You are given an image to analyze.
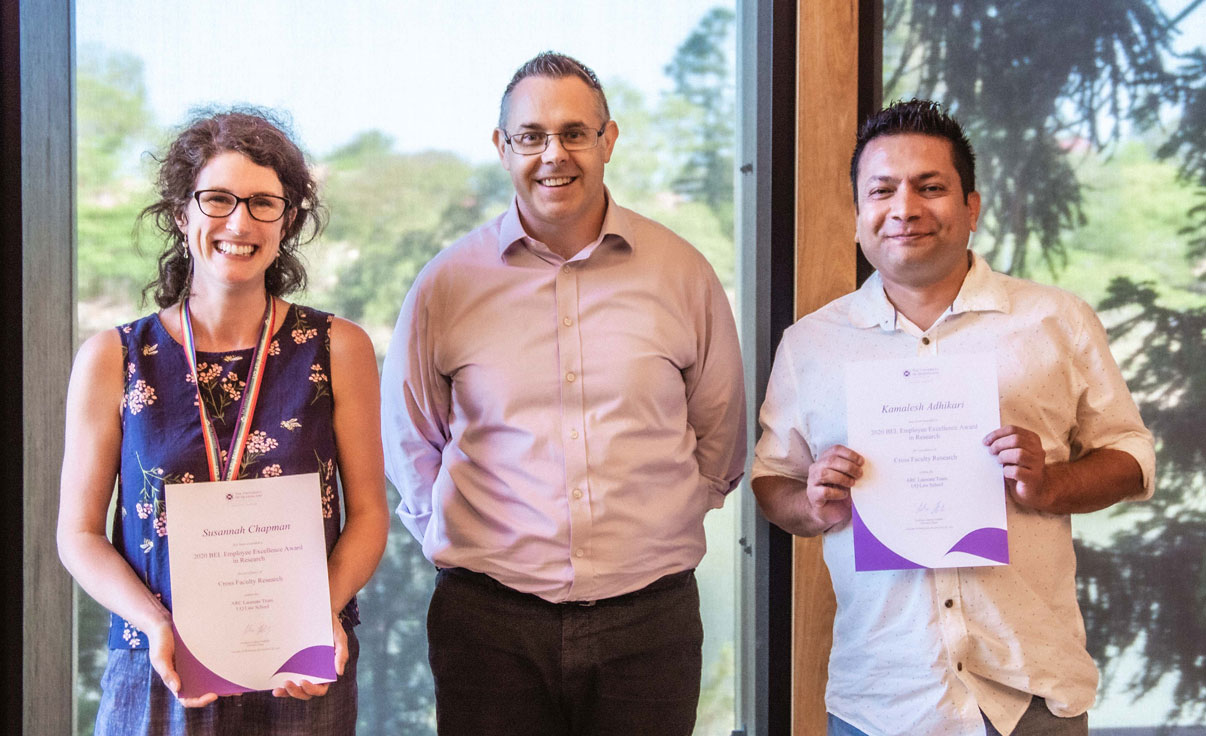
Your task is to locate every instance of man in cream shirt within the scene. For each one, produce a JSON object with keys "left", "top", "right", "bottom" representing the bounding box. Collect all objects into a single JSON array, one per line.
[{"left": 752, "top": 99, "right": 1154, "bottom": 736}]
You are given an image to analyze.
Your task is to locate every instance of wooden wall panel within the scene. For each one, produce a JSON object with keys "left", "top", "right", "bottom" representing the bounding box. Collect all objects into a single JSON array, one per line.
[{"left": 794, "top": 1, "right": 860, "bottom": 733}]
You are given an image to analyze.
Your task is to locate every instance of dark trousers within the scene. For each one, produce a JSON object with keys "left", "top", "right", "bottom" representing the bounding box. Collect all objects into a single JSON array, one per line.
[
  {"left": 983, "top": 696, "right": 1088, "bottom": 736},
  {"left": 426, "top": 567, "right": 703, "bottom": 736}
]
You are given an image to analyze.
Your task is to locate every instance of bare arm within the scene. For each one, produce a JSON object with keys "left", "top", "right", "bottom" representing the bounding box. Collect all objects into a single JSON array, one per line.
[
  {"left": 985, "top": 425, "right": 1144, "bottom": 514},
  {"left": 56, "top": 330, "right": 216, "bottom": 706},
  {"left": 751, "top": 445, "right": 864, "bottom": 537},
  {"left": 274, "top": 317, "right": 388, "bottom": 700},
  {"left": 325, "top": 317, "right": 389, "bottom": 615}
]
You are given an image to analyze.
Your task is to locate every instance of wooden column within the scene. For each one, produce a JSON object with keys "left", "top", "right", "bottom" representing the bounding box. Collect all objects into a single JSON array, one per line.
[{"left": 793, "top": 0, "right": 860, "bottom": 733}]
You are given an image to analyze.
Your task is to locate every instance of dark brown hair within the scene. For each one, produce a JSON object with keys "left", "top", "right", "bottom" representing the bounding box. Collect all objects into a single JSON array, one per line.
[
  {"left": 498, "top": 51, "right": 610, "bottom": 129},
  {"left": 140, "top": 107, "right": 326, "bottom": 308}
]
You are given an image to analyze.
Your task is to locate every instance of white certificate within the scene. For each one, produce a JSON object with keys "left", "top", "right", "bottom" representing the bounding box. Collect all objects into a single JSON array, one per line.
[
  {"left": 845, "top": 353, "right": 1009, "bottom": 571},
  {"left": 166, "top": 473, "right": 335, "bottom": 697}
]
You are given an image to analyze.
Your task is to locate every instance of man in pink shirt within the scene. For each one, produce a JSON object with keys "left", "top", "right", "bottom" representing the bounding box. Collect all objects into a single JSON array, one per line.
[{"left": 381, "top": 52, "right": 746, "bottom": 735}]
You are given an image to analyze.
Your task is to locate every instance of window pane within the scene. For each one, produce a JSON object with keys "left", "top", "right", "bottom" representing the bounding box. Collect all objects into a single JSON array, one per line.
[
  {"left": 73, "top": 2, "right": 739, "bottom": 733},
  {"left": 883, "top": 0, "right": 1205, "bottom": 730}
]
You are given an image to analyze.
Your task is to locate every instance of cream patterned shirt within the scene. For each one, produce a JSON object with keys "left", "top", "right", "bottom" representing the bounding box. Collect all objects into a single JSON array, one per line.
[{"left": 752, "top": 252, "right": 1155, "bottom": 736}]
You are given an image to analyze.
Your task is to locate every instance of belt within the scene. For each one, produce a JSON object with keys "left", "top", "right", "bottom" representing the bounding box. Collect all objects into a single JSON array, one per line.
[{"left": 439, "top": 566, "right": 694, "bottom": 607}]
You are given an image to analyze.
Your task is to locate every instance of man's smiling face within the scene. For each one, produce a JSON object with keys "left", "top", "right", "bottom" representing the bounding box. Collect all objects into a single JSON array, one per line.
[
  {"left": 855, "top": 133, "right": 981, "bottom": 296},
  {"left": 494, "top": 74, "right": 617, "bottom": 251}
]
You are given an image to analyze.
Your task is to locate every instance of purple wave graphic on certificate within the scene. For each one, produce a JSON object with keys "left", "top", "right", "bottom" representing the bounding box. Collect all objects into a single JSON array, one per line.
[
  {"left": 852, "top": 507, "right": 1009, "bottom": 571},
  {"left": 273, "top": 645, "right": 337, "bottom": 679},
  {"left": 852, "top": 507, "right": 924, "bottom": 571},
  {"left": 173, "top": 625, "right": 336, "bottom": 698},
  {"left": 947, "top": 526, "right": 1009, "bottom": 563},
  {"left": 173, "top": 623, "right": 254, "bottom": 698}
]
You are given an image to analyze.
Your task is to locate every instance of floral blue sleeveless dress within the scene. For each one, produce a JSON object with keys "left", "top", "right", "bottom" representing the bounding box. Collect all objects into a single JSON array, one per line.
[{"left": 94, "top": 304, "right": 360, "bottom": 736}]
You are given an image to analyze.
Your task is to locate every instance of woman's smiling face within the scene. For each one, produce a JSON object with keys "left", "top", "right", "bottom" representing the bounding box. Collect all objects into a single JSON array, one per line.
[{"left": 175, "top": 150, "right": 291, "bottom": 296}]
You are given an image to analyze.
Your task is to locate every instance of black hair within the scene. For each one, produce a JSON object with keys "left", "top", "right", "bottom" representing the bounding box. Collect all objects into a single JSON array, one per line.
[{"left": 849, "top": 98, "right": 976, "bottom": 207}]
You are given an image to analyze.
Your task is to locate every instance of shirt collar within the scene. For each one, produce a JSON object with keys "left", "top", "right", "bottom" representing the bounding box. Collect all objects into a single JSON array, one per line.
[
  {"left": 497, "top": 188, "right": 633, "bottom": 261},
  {"left": 848, "top": 250, "right": 1010, "bottom": 331},
  {"left": 498, "top": 199, "right": 528, "bottom": 257},
  {"left": 951, "top": 250, "right": 1009, "bottom": 315}
]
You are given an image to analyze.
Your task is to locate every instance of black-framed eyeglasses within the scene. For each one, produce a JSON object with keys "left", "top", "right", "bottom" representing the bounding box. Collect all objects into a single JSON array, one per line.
[
  {"left": 192, "top": 190, "right": 291, "bottom": 222},
  {"left": 501, "top": 126, "right": 608, "bottom": 155}
]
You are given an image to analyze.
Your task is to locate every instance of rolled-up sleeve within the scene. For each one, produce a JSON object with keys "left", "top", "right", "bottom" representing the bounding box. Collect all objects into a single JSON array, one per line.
[
  {"left": 752, "top": 335, "right": 814, "bottom": 483},
  {"left": 381, "top": 273, "right": 451, "bottom": 542},
  {"left": 1069, "top": 299, "right": 1157, "bottom": 499},
  {"left": 684, "top": 267, "right": 747, "bottom": 508}
]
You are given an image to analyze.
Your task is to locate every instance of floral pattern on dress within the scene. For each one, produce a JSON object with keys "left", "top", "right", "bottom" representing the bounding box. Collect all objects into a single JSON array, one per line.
[
  {"left": 121, "top": 620, "right": 143, "bottom": 648},
  {"left": 238, "top": 430, "right": 279, "bottom": 477},
  {"left": 185, "top": 361, "right": 247, "bottom": 424},
  {"left": 121, "top": 353, "right": 158, "bottom": 415},
  {"left": 122, "top": 379, "right": 157, "bottom": 415},
  {"left": 290, "top": 309, "right": 318, "bottom": 345},
  {"left": 309, "top": 363, "right": 331, "bottom": 404},
  {"left": 111, "top": 304, "right": 354, "bottom": 651},
  {"left": 317, "top": 451, "right": 336, "bottom": 519},
  {"left": 132, "top": 452, "right": 193, "bottom": 549}
]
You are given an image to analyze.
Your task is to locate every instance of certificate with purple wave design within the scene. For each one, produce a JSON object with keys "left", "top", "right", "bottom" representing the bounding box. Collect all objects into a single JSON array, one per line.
[
  {"left": 845, "top": 353, "right": 1009, "bottom": 571},
  {"left": 166, "top": 473, "right": 335, "bottom": 698}
]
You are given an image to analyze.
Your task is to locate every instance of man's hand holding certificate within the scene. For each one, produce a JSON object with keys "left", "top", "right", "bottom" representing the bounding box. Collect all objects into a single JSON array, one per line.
[
  {"left": 166, "top": 473, "right": 336, "bottom": 698},
  {"left": 845, "top": 353, "right": 1009, "bottom": 571}
]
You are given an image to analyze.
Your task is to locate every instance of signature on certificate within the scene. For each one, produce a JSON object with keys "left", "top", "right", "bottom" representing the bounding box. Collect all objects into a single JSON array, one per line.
[
  {"left": 242, "top": 622, "right": 272, "bottom": 639},
  {"left": 915, "top": 500, "right": 947, "bottom": 515}
]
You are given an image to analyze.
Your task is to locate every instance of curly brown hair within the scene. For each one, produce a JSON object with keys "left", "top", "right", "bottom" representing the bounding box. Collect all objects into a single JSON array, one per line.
[{"left": 139, "top": 107, "right": 327, "bottom": 308}]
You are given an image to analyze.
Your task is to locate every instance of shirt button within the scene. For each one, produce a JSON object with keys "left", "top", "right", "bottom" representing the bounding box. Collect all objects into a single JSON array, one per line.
[
  {"left": 922, "top": 336, "right": 931, "bottom": 345},
  {"left": 575, "top": 548, "right": 585, "bottom": 558},
  {"left": 562, "top": 264, "right": 572, "bottom": 273},
  {"left": 572, "top": 488, "right": 583, "bottom": 500},
  {"left": 566, "top": 372, "right": 576, "bottom": 382},
  {"left": 569, "top": 429, "right": 579, "bottom": 440},
  {"left": 944, "top": 599, "right": 953, "bottom": 608},
  {"left": 956, "top": 662, "right": 963, "bottom": 672},
  {"left": 563, "top": 317, "right": 572, "bottom": 326}
]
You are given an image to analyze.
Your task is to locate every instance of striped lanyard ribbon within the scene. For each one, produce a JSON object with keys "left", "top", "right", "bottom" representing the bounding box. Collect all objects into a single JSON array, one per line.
[{"left": 180, "top": 296, "right": 276, "bottom": 482}]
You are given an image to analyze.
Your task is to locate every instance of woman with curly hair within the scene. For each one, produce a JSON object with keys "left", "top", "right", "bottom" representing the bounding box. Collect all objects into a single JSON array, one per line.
[{"left": 57, "top": 108, "right": 389, "bottom": 735}]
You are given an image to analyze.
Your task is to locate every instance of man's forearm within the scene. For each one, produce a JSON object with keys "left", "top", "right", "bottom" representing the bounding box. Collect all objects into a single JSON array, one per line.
[
  {"left": 751, "top": 474, "right": 832, "bottom": 537},
  {"left": 1030, "top": 448, "right": 1145, "bottom": 514}
]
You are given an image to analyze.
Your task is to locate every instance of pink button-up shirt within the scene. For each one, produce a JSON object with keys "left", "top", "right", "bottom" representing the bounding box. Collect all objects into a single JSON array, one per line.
[{"left": 382, "top": 196, "right": 746, "bottom": 602}]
